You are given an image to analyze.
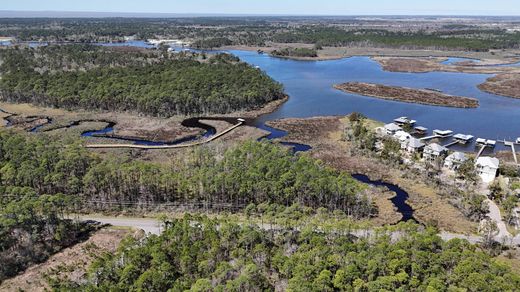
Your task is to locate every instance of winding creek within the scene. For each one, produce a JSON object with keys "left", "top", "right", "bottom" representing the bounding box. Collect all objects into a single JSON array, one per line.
[{"left": 6, "top": 40, "right": 520, "bottom": 222}]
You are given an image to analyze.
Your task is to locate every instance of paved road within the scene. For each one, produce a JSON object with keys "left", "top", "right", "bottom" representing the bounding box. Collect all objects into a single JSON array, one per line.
[
  {"left": 485, "top": 199, "right": 511, "bottom": 239},
  {"left": 78, "top": 215, "right": 520, "bottom": 246}
]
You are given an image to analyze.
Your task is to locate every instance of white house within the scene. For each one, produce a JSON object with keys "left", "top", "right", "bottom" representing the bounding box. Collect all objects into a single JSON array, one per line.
[
  {"left": 444, "top": 152, "right": 468, "bottom": 170},
  {"left": 475, "top": 156, "right": 500, "bottom": 183},
  {"left": 423, "top": 143, "right": 448, "bottom": 161},
  {"left": 384, "top": 123, "right": 402, "bottom": 135},
  {"left": 393, "top": 130, "right": 412, "bottom": 149},
  {"left": 405, "top": 138, "right": 425, "bottom": 153}
]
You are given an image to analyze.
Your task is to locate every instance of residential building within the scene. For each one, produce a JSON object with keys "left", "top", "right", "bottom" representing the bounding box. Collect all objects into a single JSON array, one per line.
[
  {"left": 444, "top": 152, "right": 468, "bottom": 170},
  {"left": 384, "top": 123, "right": 402, "bottom": 135},
  {"left": 475, "top": 156, "right": 500, "bottom": 183},
  {"left": 423, "top": 143, "right": 448, "bottom": 161}
]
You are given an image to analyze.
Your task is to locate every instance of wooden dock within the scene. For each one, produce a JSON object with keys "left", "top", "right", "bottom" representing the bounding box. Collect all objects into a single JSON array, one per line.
[
  {"left": 443, "top": 141, "right": 459, "bottom": 148},
  {"left": 476, "top": 144, "right": 487, "bottom": 159},
  {"left": 86, "top": 120, "right": 244, "bottom": 150},
  {"left": 503, "top": 140, "right": 518, "bottom": 165},
  {"left": 419, "top": 135, "right": 440, "bottom": 141}
]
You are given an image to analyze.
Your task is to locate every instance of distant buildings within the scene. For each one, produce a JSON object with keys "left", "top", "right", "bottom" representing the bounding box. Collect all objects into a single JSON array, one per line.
[{"left": 475, "top": 157, "right": 500, "bottom": 184}]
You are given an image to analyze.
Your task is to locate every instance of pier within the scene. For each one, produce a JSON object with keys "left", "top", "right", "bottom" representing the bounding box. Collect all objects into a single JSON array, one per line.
[{"left": 502, "top": 140, "right": 519, "bottom": 165}]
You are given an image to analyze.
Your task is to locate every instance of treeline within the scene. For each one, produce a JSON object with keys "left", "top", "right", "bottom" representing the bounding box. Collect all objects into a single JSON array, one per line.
[
  {"left": 192, "top": 37, "right": 233, "bottom": 49},
  {"left": 54, "top": 216, "right": 520, "bottom": 291},
  {"left": 0, "top": 188, "right": 91, "bottom": 282},
  {"left": 272, "top": 27, "right": 520, "bottom": 51},
  {"left": 0, "top": 131, "right": 372, "bottom": 217},
  {"left": 3, "top": 18, "right": 520, "bottom": 51},
  {"left": 271, "top": 47, "right": 318, "bottom": 58},
  {"left": 0, "top": 45, "right": 285, "bottom": 116}
]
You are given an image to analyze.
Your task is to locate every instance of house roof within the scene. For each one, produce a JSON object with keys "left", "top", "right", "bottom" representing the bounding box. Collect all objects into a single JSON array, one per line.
[
  {"left": 476, "top": 156, "right": 500, "bottom": 169},
  {"left": 394, "top": 130, "right": 411, "bottom": 140},
  {"left": 384, "top": 123, "right": 402, "bottom": 131},
  {"left": 408, "top": 138, "right": 425, "bottom": 148},
  {"left": 426, "top": 143, "right": 448, "bottom": 153},
  {"left": 446, "top": 151, "right": 467, "bottom": 162}
]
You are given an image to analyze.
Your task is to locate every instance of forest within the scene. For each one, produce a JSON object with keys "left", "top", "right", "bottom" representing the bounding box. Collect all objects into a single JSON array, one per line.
[
  {"left": 271, "top": 47, "right": 318, "bottom": 58},
  {"left": 0, "top": 131, "right": 372, "bottom": 217},
  {"left": 0, "top": 189, "right": 92, "bottom": 282},
  {"left": 0, "top": 45, "right": 285, "bottom": 116},
  {"left": 2, "top": 18, "right": 520, "bottom": 51},
  {"left": 51, "top": 215, "right": 520, "bottom": 291}
]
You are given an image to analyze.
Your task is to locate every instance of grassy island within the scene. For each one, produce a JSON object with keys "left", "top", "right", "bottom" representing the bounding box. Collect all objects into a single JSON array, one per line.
[{"left": 335, "top": 82, "right": 479, "bottom": 108}]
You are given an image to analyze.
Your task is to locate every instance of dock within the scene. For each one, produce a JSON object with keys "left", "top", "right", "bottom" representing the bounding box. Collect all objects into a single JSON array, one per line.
[
  {"left": 503, "top": 140, "right": 518, "bottom": 165},
  {"left": 86, "top": 119, "right": 244, "bottom": 149}
]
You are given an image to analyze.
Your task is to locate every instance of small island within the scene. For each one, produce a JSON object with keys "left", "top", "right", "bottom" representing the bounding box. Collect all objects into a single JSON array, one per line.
[
  {"left": 334, "top": 82, "right": 479, "bottom": 108},
  {"left": 271, "top": 47, "right": 318, "bottom": 58}
]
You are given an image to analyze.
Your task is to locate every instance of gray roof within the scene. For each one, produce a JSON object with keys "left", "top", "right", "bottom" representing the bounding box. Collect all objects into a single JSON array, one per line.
[
  {"left": 426, "top": 143, "right": 448, "bottom": 152},
  {"left": 384, "top": 123, "right": 402, "bottom": 131},
  {"left": 408, "top": 138, "right": 425, "bottom": 148},
  {"left": 476, "top": 157, "right": 500, "bottom": 169},
  {"left": 447, "top": 151, "right": 467, "bottom": 162}
]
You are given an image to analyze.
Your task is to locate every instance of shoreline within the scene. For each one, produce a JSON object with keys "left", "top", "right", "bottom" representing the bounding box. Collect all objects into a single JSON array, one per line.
[{"left": 266, "top": 115, "right": 478, "bottom": 233}]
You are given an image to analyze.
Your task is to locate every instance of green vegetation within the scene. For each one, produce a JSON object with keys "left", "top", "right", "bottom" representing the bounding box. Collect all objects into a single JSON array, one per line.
[
  {"left": 271, "top": 47, "right": 318, "bottom": 58},
  {"left": 0, "top": 189, "right": 91, "bottom": 282},
  {"left": 192, "top": 37, "right": 233, "bottom": 49},
  {"left": 0, "top": 45, "right": 284, "bottom": 116},
  {"left": 54, "top": 216, "right": 520, "bottom": 291},
  {"left": 0, "top": 130, "right": 370, "bottom": 216},
  {"left": 2, "top": 18, "right": 520, "bottom": 51}
]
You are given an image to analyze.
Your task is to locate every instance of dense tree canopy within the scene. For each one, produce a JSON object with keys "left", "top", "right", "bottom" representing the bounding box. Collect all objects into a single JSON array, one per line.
[
  {"left": 59, "top": 216, "right": 520, "bottom": 291},
  {"left": 0, "top": 45, "right": 285, "bottom": 116},
  {"left": 0, "top": 131, "right": 370, "bottom": 216},
  {"left": 0, "top": 189, "right": 90, "bottom": 282}
]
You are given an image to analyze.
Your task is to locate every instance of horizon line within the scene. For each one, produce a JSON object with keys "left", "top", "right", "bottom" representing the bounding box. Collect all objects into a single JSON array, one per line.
[{"left": 1, "top": 10, "right": 520, "bottom": 18}]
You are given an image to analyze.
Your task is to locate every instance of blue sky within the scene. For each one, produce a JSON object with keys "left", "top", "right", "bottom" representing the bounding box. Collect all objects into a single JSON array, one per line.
[{"left": 3, "top": 0, "right": 520, "bottom": 16}]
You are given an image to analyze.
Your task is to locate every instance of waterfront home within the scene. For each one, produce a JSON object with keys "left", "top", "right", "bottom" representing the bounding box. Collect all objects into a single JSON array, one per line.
[
  {"left": 444, "top": 151, "right": 468, "bottom": 170},
  {"left": 384, "top": 123, "right": 402, "bottom": 135},
  {"left": 394, "top": 130, "right": 412, "bottom": 148},
  {"left": 423, "top": 143, "right": 448, "bottom": 161},
  {"left": 475, "top": 156, "right": 500, "bottom": 183},
  {"left": 405, "top": 138, "right": 425, "bottom": 153}
]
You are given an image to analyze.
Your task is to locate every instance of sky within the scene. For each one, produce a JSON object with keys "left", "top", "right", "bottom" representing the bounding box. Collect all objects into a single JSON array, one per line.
[{"left": 2, "top": 0, "right": 520, "bottom": 16}]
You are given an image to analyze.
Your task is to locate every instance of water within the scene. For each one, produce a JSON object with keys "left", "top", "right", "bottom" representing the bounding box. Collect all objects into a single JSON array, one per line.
[
  {"left": 441, "top": 57, "right": 481, "bottom": 65},
  {"left": 352, "top": 174, "right": 416, "bottom": 222},
  {"left": 224, "top": 50, "right": 520, "bottom": 152}
]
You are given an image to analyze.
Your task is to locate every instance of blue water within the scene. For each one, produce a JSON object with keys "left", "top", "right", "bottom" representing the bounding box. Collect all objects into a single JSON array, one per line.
[
  {"left": 224, "top": 50, "right": 520, "bottom": 152},
  {"left": 441, "top": 57, "right": 481, "bottom": 65},
  {"left": 352, "top": 174, "right": 416, "bottom": 222}
]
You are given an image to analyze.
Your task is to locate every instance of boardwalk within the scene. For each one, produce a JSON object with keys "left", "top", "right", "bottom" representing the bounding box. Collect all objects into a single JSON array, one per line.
[{"left": 86, "top": 120, "right": 244, "bottom": 149}]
